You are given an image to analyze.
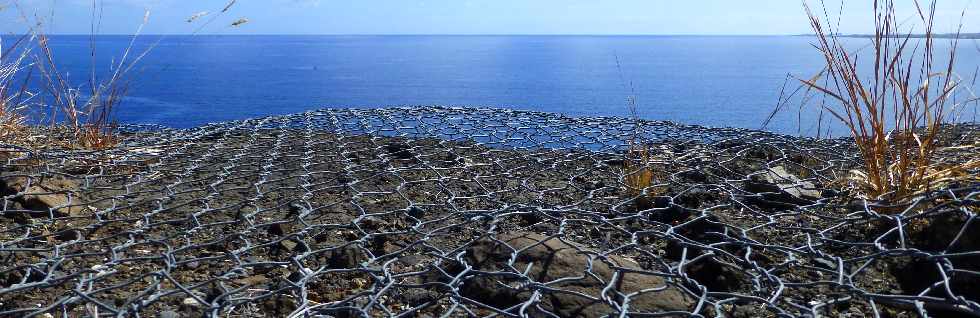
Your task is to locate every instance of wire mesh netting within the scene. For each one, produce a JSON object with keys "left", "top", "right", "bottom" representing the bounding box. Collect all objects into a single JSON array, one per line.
[{"left": 1, "top": 106, "right": 979, "bottom": 317}]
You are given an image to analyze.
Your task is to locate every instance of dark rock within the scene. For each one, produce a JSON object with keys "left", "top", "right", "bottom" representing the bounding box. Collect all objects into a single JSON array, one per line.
[
  {"left": 678, "top": 169, "right": 710, "bottom": 183},
  {"left": 715, "top": 139, "right": 745, "bottom": 150},
  {"left": 746, "top": 146, "right": 775, "bottom": 161},
  {"left": 461, "top": 232, "right": 695, "bottom": 317},
  {"left": 370, "top": 234, "right": 394, "bottom": 256},
  {"left": 0, "top": 176, "right": 27, "bottom": 196},
  {"left": 397, "top": 289, "right": 441, "bottom": 306},
  {"left": 24, "top": 267, "right": 47, "bottom": 283},
  {"left": 3, "top": 177, "right": 85, "bottom": 217},
  {"left": 649, "top": 201, "right": 692, "bottom": 225},
  {"left": 443, "top": 152, "right": 465, "bottom": 165},
  {"left": 674, "top": 188, "right": 723, "bottom": 208},
  {"left": 821, "top": 189, "right": 840, "bottom": 198},
  {"left": 635, "top": 195, "right": 670, "bottom": 213},
  {"left": 603, "top": 158, "right": 625, "bottom": 168},
  {"left": 683, "top": 257, "right": 748, "bottom": 292},
  {"left": 268, "top": 223, "right": 288, "bottom": 237},
  {"left": 1, "top": 200, "right": 31, "bottom": 224},
  {"left": 396, "top": 254, "right": 424, "bottom": 266},
  {"left": 358, "top": 216, "right": 387, "bottom": 231},
  {"left": 406, "top": 206, "right": 425, "bottom": 219},
  {"left": 261, "top": 296, "right": 298, "bottom": 316},
  {"left": 286, "top": 270, "right": 305, "bottom": 283},
  {"left": 335, "top": 174, "right": 352, "bottom": 185},
  {"left": 519, "top": 211, "right": 543, "bottom": 225},
  {"left": 329, "top": 245, "right": 367, "bottom": 269},
  {"left": 287, "top": 202, "right": 308, "bottom": 216},
  {"left": 665, "top": 216, "right": 726, "bottom": 260},
  {"left": 55, "top": 230, "right": 80, "bottom": 242},
  {"left": 291, "top": 240, "right": 310, "bottom": 254},
  {"left": 383, "top": 143, "right": 415, "bottom": 160},
  {"left": 893, "top": 212, "right": 980, "bottom": 306},
  {"left": 745, "top": 195, "right": 802, "bottom": 211}
]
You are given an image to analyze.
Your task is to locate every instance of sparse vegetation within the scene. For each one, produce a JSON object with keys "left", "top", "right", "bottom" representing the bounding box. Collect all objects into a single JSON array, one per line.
[
  {"left": 0, "top": 34, "right": 34, "bottom": 144},
  {"left": 623, "top": 145, "right": 654, "bottom": 194},
  {"left": 2, "top": 0, "right": 241, "bottom": 151},
  {"left": 616, "top": 54, "right": 667, "bottom": 208},
  {"left": 793, "top": 0, "right": 979, "bottom": 202},
  {"left": 623, "top": 143, "right": 671, "bottom": 210},
  {"left": 33, "top": 10, "right": 153, "bottom": 150},
  {"left": 616, "top": 57, "right": 670, "bottom": 208}
]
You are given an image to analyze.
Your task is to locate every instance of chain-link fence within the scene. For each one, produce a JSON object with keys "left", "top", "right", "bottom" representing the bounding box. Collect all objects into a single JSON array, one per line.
[{"left": 2, "top": 106, "right": 978, "bottom": 317}]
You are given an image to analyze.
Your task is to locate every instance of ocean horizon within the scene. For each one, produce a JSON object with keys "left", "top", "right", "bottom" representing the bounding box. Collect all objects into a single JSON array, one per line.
[{"left": 9, "top": 34, "right": 979, "bottom": 135}]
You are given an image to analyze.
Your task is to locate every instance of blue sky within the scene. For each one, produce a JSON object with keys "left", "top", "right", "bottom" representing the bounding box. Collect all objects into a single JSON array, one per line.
[{"left": 1, "top": 0, "right": 977, "bottom": 35}]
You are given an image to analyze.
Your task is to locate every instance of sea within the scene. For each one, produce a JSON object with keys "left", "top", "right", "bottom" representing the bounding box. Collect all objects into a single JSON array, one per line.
[{"left": 8, "top": 35, "right": 980, "bottom": 135}]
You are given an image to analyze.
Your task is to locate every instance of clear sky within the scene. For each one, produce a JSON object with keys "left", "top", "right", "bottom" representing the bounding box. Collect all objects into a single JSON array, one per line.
[{"left": 1, "top": 0, "right": 977, "bottom": 35}]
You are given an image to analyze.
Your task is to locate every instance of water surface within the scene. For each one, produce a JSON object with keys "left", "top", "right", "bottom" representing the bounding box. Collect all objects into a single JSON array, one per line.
[{"left": 15, "top": 35, "right": 980, "bottom": 135}]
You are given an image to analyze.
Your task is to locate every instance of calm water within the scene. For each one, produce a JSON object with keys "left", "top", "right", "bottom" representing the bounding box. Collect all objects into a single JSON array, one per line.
[{"left": 12, "top": 35, "right": 980, "bottom": 134}]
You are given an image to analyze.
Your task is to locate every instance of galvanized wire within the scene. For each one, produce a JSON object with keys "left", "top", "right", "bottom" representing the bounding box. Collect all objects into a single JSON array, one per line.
[{"left": 1, "top": 106, "right": 978, "bottom": 317}]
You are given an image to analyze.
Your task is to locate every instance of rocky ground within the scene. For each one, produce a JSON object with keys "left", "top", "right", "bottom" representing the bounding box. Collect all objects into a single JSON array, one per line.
[{"left": 1, "top": 109, "right": 978, "bottom": 317}]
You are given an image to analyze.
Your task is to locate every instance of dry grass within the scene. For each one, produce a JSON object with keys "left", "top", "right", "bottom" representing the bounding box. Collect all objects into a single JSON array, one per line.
[
  {"left": 615, "top": 54, "right": 671, "bottom": 207},
  {"left": 624, "top": 146, "right": 654, "bottom": 194},
  {"left": 33, "top": 11, "right": 151, "bottom": 150},
  {"left": 2, "top": 0, "right": 241, "bottom": 152},
  {"left": 798, "top": 0, "right": 979, "bottom": 202},
  {"left": 622, "top": 143, "right": 673, "bottom": 213},
  {"left": 624, "top": 145, "right": 661, "bottom": 194},
  {"left": 0, "top": 34, "right": 35, "bottom": 144},
  {"left": 616, "top": 54, "right": 660, "bottom": 205}
]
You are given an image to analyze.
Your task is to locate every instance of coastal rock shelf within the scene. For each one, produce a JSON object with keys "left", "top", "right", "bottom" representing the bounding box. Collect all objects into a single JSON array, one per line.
[{"left": 1, "top": 107, "right": 978, "bottom": 317}]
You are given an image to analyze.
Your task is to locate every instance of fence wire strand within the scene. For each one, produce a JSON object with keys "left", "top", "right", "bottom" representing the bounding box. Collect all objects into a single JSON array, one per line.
[{"left": 1, "top": 106, "right": 979, "bottom": 317}]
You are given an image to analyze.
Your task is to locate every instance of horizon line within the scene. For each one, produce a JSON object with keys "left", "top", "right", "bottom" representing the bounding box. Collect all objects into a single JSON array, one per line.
[{"left": 3, "top": 33, "right": 802, "bottom": 37}]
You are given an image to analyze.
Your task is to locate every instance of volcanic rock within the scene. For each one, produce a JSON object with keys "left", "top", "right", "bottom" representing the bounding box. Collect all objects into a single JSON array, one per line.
[{"left": 461, "top": 232, "right": 695, "bottom": 317}]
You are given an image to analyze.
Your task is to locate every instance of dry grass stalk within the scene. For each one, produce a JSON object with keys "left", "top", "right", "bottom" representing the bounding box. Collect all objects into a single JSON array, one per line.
[
  {"left": 624, "top": 145, "right": 654, "bottom": 195},
  {"left": 615, "top": 54, "right": 671, "bottom": 206},
  {"left": 33, "top": 10, "right": 151, "bottom": 150},
  {"left": 0, "top": 34, "right": 35, "bottom": 144},
  {"left": 801, "top": 0, "right": 978, "bottom": 202}
]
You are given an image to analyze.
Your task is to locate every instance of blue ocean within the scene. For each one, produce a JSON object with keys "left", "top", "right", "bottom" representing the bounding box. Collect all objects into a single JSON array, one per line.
[{"left": 13, "top": 35, "right": 980, "bottom": 134}]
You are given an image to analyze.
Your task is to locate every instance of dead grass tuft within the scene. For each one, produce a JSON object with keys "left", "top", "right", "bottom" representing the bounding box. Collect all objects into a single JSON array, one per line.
[
  {"left": 796, "top": 0, "right": 979, "bottom": 203},
  {"left": 0, "top": 34, "right": 35, "bottom": 144},
  {"left": 33, "top": 10, "right": 150, "bottom": 150}
]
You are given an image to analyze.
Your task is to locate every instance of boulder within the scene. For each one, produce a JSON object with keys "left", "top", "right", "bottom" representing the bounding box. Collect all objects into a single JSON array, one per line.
[
  {"left": 1, "top": 176, "right": 84, "bottom": 218},
  {"left": 461, "top": 232, "right": 695, "bottom": 317},
  {"left": 328, "top": 245, "right": 368, "bottom": 269},
  {"left": 745, "top": 166, "right": 820, "bottom": 207}
]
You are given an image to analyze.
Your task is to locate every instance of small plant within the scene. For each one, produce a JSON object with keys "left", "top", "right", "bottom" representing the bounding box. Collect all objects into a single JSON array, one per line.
[
  {"left": 795, "top": 0, "right": 979, "bottom": 202},
  {"left": 622, "top": 142, "right": 673, "bottom": 213},
  {"left": 624, "top": 145, "right": 654, "bottom": 195},
  {"left": 615, "top": 54, "right": 670, "bottom": 209},
  {"left": 33, "top": 10, "right": 151, "bottom": 150}
]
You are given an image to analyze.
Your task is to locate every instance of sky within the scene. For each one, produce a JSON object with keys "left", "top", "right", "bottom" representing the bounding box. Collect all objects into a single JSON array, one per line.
[{"left": 0, "top": 0, "right": 977, "bottom": 35}]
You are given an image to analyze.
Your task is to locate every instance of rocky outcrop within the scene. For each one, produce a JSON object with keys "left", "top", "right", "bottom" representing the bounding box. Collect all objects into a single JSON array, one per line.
[
  {"left": 745, "top": 166, "right": 821, "bottom": 209},
  {"left": 460, "top": 232, "right": 695, "bottom": 317},
  {"left": 1, "top": 176, "right": 85, "bottom": 219}
]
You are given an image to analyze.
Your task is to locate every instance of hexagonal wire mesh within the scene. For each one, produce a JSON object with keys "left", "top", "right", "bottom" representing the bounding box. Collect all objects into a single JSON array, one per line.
[{"left": 1, "top": 106, "right": 978, "bottom": 317}]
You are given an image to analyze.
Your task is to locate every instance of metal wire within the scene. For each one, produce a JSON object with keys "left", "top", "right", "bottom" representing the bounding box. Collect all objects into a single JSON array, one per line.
[{"left": 1, "top": 106, "right": 978, "bottom": 317}]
